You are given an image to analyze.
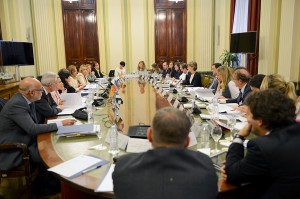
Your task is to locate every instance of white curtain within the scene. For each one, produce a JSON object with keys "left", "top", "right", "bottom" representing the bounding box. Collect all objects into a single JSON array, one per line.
[{"left": 232, "top": 0, "right": 249, "bottom": 67}]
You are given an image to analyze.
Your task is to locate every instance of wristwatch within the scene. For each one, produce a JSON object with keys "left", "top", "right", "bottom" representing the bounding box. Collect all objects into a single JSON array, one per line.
[
  {"left": 233, "top": 133, "right": 246, "bottom": 141},
  {"left": 232, "top": 134, "right": 245, "bottom": 144}
]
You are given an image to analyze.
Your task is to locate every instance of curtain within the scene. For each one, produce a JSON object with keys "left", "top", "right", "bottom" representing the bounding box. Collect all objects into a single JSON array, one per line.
[
  {"left": 247, "top": 0, "right": 261, "bottom": 76},
  {"left": 230, "top": 0, "right": 236, "bottom": 33}
]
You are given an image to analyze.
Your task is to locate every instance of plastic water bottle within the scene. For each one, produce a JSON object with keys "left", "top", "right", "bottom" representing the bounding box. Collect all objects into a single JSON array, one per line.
[
  {"left": 108, "top": 125, "right": 119, "bottom": 155},
  {"left": 199, "top": 124, "right": 210, "bottom": 149},
  {"left": 212, "top": 97, "right": 219, "bottom": 120},
  {"left": 86, "top": 93, "right": 94, "bottom": 124}
]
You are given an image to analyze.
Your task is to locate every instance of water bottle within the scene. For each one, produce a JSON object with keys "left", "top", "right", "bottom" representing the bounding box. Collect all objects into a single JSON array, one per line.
[
  {"left": 108, "top": 125, "right": 119, "bottom": 155},
  {"left": 199, "top": 124, "right": 210, "bottom": 149},
  {"left": 86, "top": 92, "right": 94, "bottom": 124}
]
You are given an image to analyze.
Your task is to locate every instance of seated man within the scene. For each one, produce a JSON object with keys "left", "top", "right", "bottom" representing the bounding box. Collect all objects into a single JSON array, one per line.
[
  {"left": 35, "top": 72, "right": 63, "bottom": 123},
  {"left": 0, "top": 78, "right": 76, "bottom": 193},
  {"left": 225, "top": 67, "right": 251, "bottom": 105},
  {"left": 223, "top": 89, "right": 300, "bottom": 198},
  {"left": 113, "top": 107, "right": 218, "bottom": 199},
  {"left": 208, "top": 63, "right": 222, "bottom": 93}
]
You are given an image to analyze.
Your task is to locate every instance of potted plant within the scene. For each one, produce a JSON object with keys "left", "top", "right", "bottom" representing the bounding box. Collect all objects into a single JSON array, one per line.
[{"left": 219, "top": 50, "right": 239, "bottom": 67}]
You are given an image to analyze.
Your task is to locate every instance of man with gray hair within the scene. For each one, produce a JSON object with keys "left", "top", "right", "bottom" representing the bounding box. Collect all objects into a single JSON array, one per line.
[
  {"left": 35, "top": 72, "right": 63, "bottom": 123},
  {"left": 113, "top": 107, "right": 218, "bottom": 199}
]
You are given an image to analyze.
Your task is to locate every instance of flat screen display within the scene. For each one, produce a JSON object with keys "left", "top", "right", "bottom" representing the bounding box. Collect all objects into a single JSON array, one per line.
[
  {"left": 230, "top": 32, "right": 256, "bottom": 53},
  {"left": 0, "top": 41, "right": 34, "bottom": 66}
]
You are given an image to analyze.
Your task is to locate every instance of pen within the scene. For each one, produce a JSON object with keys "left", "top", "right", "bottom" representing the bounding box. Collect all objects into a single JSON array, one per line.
[{"left": 82, "top": 165, "right": 101, "bottom": 174}]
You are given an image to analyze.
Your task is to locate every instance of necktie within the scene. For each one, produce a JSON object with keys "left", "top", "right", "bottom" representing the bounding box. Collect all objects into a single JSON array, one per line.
[{"left": 238, "top": 89, "right": 243, "bottom": 105}]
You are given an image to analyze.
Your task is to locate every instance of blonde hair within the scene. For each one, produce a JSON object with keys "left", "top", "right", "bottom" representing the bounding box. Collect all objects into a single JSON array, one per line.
[
  {"left": 260, "top": 74, "right": 297, "bottom": 102},
  {"left": 67, "top": 65, "right": 77, "bottom": 77},
  {"left": 79, "top": 64, "right": 87, "bottom": 73},
  {"left": 217, "top": 66, "right": 232, "bottom": 90}
]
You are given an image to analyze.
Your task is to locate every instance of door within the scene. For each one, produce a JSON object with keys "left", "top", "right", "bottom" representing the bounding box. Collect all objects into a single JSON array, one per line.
[
  {"left": 155, "top": 0, "right": 186, "bottom": 66},
  {"left": 62, "top": 0, "right": 99, "bottom": 67}
]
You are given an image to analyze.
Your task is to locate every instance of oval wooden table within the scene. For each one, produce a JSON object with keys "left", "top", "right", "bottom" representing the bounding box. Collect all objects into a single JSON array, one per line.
[{"left": 38, "top": 79, "right": 243, "bottom": 199}]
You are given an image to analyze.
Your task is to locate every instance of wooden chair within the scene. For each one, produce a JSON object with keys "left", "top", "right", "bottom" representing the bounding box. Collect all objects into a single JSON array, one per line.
[
  {"left": 202, "top": 75, "right": 214, "bottom": 88},
  {"left": 0, "top": 143, "right": 31, "bottom": 199}
]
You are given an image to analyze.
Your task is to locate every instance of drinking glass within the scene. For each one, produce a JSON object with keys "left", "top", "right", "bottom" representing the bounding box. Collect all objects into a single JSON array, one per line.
[
  {"left": 226, "top": 114, "right": 236, "bottom": 141},
  {"left": 96, "top": 128, "right": 107, "bottom": 150},
  {"left": 211, "top": 125, "right": 222, "bottom": 153}
]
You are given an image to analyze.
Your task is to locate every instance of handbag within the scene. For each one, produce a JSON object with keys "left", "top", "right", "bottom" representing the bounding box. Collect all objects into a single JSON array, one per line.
[{"left": 72, "top": 109, "right": 88, "bottom": 121}]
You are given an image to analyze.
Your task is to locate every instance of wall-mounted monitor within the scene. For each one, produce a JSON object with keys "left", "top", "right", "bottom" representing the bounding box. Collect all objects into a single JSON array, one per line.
[
  {"left": 0, "top": 41, "right": 34, "bottom": 66},
  {"left": 230, "top": 31, "right": 256, "bottom": 54}
]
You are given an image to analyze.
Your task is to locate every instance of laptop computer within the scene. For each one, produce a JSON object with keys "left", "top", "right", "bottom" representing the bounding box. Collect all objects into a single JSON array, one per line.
[
  {"left": 108, "top": 70, "right": 115, "bottom": 77},
  {"left": 127, "top": 125, "right": 150, "bottom": 139}
]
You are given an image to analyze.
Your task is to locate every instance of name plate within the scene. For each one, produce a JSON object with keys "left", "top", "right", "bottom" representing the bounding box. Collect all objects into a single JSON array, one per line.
[
  {"left": 173, "top": 99, "right": 180, "bottom": 108},
  {"left": 167, "top": 94, "right": 173, "bottom": 102}
]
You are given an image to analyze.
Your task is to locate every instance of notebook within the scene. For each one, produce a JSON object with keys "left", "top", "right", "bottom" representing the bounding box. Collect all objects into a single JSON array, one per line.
[{"left": 127, "top": 125, "right": 150, "bottom": 139}]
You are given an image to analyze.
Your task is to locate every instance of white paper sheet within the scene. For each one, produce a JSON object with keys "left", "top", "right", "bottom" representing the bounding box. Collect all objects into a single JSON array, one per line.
[
  {"left": 48, "top": 155, "right": 108, "bottom": 178},
  {"left": 95, "top": 165, "right": 115, "bottom": 192},
  {"left": 126, "top": 138, "right": 152, "bottom": 153},
  {"left": 57, "top": 124, "right": 96, "bottom": 135},
  {"left": 60, "top": 93, "right": 83, "bottom": 108},
  {"left": 195, "top": 88, "right": 215, "bottom": 98},
  {"left": 188, "top": 132, "right": 197, "bottom": 147}
]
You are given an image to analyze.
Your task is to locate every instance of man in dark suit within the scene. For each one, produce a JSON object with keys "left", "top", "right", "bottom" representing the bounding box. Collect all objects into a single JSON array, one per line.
[
  {"left": 35, "top": 72, "right": 63, "bottom": 124},
  {"left": 161, "top": 61, "right": 169, "bottom": 79},
  {"left": 208, "top": 63, "right": 221, "bottom": 93},
  {"left": 222, "top": 89, "right": 300, "bottom": 198},
  {"left": 226, "top": 67, "right": 252, "bottom": 105},
  {"left": 182, "top": 61, "right": 202, "bottom": 87},
  {"left": 113, "top": 107, "right": 218, "bottom": 199},
  {"left": 0, "top": 77, "right": 76, "bottom": 170}
]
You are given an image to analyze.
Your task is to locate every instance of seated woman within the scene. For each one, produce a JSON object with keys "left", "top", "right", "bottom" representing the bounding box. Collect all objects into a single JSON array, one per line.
[
  {"left": 86, "top": 64, "right": 96, "bottom": 82},
  {"left": 137, "top": 61, "right": 148, "bottom": 75},
  {"left": 67, "top": 65, "right": 85, "bottom": 92},
  {"left": 150, "top": 63, "right": 160, "bottom": 77},
  {"left": 92, "top": 61, "right": 104, "bottom": 78},
  {"left": 77, "top": 64, "right": 89, "bottom": 87},
  {"left": 167, "top": 61, "right": 175, "bottom": 78},
  {"left": 215, "top": 66, "right": 239, "bottom": 99},
  {"left": 260, "top": 74, "right": 299, "bottom": 119},
  {"left": 51, "top": 77, "right": 67, "bottom": 105},
  {"left": 182, "top": 61, "right": 202, "bottom": 87},
  {"left": 58, "top": 69, "right": 76, "bottom": 93}
]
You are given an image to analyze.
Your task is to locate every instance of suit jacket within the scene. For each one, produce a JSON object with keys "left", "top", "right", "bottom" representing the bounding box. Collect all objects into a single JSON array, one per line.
[
  {"left": 182, "top": 72, "right": 202, "bottom": 87},
  {"left": 113, "top": 147, "right": 218, "bottom": 199},
  {"left": 209, "top": 77, "right": 218, "bottom": 93},
  {"left": 92, "top": 68, "right": 104, "bottom": 78},
  {"left": 0, "top": 93, "right": 58, "bottom": 170},
  {"left": 35, "top": 90, "right": 62, "bottom": 124},
  {"left": 226, "top": 83, "right": 251, "bottom": 104},
  {"left": 225, "top": 123, "right": 300, "bottom": 198}
]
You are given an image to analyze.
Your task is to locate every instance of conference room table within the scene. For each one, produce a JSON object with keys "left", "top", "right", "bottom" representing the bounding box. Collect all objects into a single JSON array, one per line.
[{"left": 38, "top": 78, "right": 247, "bottom": 199}]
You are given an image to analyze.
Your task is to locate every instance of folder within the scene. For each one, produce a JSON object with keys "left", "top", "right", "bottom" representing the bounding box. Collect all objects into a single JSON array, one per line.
[{"left": 48, "top": 154, "right": 109, "bottom": 179}]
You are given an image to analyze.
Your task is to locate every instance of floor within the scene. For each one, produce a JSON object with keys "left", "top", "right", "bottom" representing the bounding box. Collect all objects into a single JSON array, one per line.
[{"left": 0, "top": 178, "right": 61, "bottom": 199}]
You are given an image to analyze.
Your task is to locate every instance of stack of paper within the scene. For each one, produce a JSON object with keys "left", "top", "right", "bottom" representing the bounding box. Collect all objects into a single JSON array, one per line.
[{"left": 57, "top": 124, "right": 99, "bottom": 137}]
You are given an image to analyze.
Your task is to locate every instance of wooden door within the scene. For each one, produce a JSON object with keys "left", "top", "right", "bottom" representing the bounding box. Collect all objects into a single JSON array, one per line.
[
  {"left": 155, "top": 0, "right": 186, "bottom": 66},
  {"left": 62, "top": 0, "right": 99, "bottom": 67}
]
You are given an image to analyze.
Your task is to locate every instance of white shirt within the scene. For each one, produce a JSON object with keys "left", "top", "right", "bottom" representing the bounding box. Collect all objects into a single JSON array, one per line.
[{"left": 115, "top": 67, "right": 126, "bottom": 78}]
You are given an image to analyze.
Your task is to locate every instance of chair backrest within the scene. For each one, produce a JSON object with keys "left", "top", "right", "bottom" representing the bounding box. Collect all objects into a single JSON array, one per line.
[
  {"left": 202, "top": 75, "right": 214, "bottom": 88},
  {"left": 0, "top": 143, "right": 31, "bottom": 198},
  {"left": 0, "top": 98, "right": 8, "bottom": 112}
]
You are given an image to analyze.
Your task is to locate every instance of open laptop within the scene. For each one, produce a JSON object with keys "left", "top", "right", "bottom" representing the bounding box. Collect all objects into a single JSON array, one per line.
[
  {"left": 127, "top": 125, "right": 150, "bottom": 139},
  {"left": 108, "top": 70, "right": 115, "bottom": 77}
]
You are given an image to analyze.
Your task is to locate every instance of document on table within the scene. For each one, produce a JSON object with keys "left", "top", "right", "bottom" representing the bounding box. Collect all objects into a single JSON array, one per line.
[
  {"left": 195, "top": 88, "right": 215, "bottom": 98},
  {"left": 48, "top": 155, "right": 109, "bottom": 179},
  {"left": 95, "top": 164, "right": 115, "bottom": 192},
  {"left": 126, "top": 138, "right": 152, "bottom": 153},
  {"left": 58, "top": 93, "right": 85, "bottom": 115},
  {"left": 57, "top": 124, "right": 98, "bottom": 136}
]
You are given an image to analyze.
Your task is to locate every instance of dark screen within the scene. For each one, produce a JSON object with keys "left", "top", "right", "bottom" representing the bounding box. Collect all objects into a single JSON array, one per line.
[
  {"left": 230, "top": 32, "right": 256, "bottom": 53},
  {"left": 0, "top": 41, "right": 34, "bottom": 66}
]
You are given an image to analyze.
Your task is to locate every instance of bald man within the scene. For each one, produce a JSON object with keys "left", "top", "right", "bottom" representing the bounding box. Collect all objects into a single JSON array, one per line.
[
  {"left": 226, "top": 67, "right": 252, "bottom": 105},
  {"left": 0, "top": 77, "right": 76, "bottom": 170}
]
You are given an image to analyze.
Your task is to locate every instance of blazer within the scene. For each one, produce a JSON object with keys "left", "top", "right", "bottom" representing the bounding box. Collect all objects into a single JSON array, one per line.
[
  {"left": 226, "top": 83, "right": 252, "bottom": 104},
  {"left": 182, "top": 72, "right": 202, "bottom": 87},
  {"left": 92, "top": 68, "right": 104, "bottom": 78},
  {"left": 0, "top": 93, "right": 58, "bottom": 170},
  {"left": 35, "top": 90, "right": 62, "bottom": 124},
  {"left": 225, "top": 123, "right": 300, "bottom": 198},
  {"left": 113, "top": 147, "right": 218, "bottom": 199},
  {"left": 209, "top": 77, "right": 218, "bottom": 93}
]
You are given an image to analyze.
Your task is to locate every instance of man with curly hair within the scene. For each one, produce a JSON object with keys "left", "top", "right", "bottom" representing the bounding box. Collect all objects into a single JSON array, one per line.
[{"left": 222, "top": 89, "right": 300, "bottom": 198}]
